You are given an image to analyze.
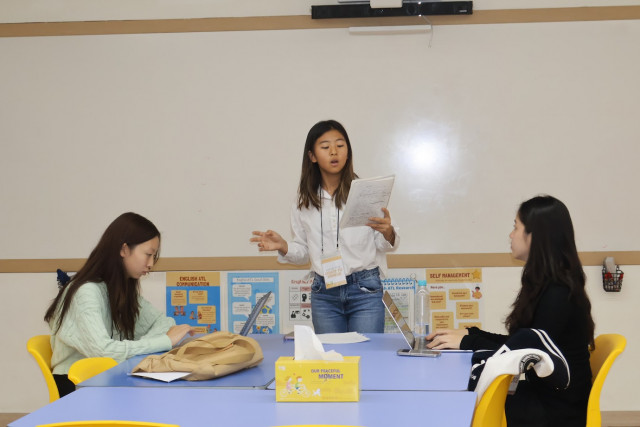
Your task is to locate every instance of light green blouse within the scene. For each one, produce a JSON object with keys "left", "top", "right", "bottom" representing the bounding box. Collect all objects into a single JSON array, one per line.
[{"left": 50, "top": 281, "right": 175, "bottom": 374}]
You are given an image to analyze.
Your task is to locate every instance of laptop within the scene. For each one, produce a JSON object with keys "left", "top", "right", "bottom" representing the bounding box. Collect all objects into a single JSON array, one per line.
[
  {"left": 177, "top": 291, "right": 272, "bottom": 346},
  {"left": 239, "top": 291, "right": 272, "bottom": 336},
  {"left": 382, "top": 291, "right": 440, "bottom": 357}
]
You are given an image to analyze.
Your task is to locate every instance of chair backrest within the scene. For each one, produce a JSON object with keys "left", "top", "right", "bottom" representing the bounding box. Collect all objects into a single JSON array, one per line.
[
  {"left": 27, "top": 335, "right": 60, "bottom": 403},
  {"left": 587, "top": 333, "right": 627, "bottom": 427},
  {"left": 68, "top": 357, "right": 118, "bottom": 385},
  {"left": 36, "top": 422, "right": 179, "bottom": 427},
  {"left": 471, "top": 374, "right": 512, "bottom": 427}
]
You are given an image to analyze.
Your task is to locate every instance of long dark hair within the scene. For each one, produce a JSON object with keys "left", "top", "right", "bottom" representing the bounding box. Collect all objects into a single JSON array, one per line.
[
  {"left": 297, "top": 120, "right": 357, "bottom": 210},
  {"left": 505, "top": 196, "right": 595, "bottom": 347},
  {"left": 45, "top": 212, "right": 161, "bottom": 340}
]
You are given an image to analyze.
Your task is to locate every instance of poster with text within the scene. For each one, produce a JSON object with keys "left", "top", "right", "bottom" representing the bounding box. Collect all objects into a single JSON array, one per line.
[
  {"left": 227, "top": 272, "right": 279, "bottom": 334},
  {"left": 166, "top": 272, "right": 221, "bottom": 334},
  {"left": 280, "top": 271, "right": 313, "bottom": 333},
  {"left": 426, "top": 268, "right": 483, "bottom": 331},
  {"left": 382, "top": 269, "right": 424, "bottom": 334}
]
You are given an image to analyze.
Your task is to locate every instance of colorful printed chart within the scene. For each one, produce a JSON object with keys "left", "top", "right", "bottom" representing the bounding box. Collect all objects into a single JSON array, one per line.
[
  {"left": 426, "top": 268, "right": 483, "bottom": 330},
  {"left": 280, "top": 271, "right": 313, "bottom": 333},
  {"left": 166, "top": 272, "right": 221, "bottom": 334},
  {"left": 227, "top": 272, "right": 279, "bottom": 334}
]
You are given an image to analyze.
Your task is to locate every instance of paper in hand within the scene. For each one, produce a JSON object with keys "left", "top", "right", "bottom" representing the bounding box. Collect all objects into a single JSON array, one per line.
[{"left": 340, "top": 175, "right": 395, "bottom": 228}]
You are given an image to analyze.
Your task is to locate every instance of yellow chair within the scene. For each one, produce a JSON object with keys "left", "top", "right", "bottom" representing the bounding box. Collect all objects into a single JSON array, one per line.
[
  {"left": 471, "top": 374, "right": 513, "bottom": 427},
  {"left": 68, "top": 357, "right": 118, "bottom": 385},
  {"left": 36, "top": 422, "right": 179, "bottom": 427},
  {"left": 586, "top": 333, "right": 626, "bottom": 427},
  {"left": 27, "top": 335, "right": 59, "bottom": 403}
]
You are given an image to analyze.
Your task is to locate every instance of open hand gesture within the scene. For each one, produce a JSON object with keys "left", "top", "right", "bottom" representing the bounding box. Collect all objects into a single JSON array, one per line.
[{"left": 250, "top": 230, "right": 288, "bottom": 255}]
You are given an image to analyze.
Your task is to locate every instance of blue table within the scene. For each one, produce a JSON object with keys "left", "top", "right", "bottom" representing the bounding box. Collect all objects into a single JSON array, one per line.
[
  {"left": 79, "top": 333, "right": 472, "bottom": 391},
  {"left": 78, "top": 334, "right": 288, "bottom": 389},
  {"left": 317, "top": 333, "right": 473, "bottom": 391},
  {"left": 10, "top": 387, "right": 477, "bottom": 427}
]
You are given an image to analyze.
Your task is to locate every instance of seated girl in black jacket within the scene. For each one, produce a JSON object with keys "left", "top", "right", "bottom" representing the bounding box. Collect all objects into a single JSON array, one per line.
[{"left": 427, "top": 195, "right": 595, "bottom": 427}]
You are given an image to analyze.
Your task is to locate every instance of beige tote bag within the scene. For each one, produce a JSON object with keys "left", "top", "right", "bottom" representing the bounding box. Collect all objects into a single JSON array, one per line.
[{"left": 132, "top": 331, "right": 263, "bottom": 381}]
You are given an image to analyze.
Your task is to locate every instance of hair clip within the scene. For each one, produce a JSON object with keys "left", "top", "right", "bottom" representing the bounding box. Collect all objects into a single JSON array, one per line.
[{"left": 56, "top": 269, "right": 71, "bottom": 290}]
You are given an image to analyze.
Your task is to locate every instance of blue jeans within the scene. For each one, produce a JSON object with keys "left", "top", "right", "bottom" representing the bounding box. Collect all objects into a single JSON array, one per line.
[{"left": 310, "top": 268, "right": 385, "bottom": 333}]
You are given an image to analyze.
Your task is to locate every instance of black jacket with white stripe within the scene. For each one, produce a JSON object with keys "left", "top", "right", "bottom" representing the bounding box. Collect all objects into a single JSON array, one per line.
[{"left": 460, "top": 283, "right": 592, "bottom": 427}]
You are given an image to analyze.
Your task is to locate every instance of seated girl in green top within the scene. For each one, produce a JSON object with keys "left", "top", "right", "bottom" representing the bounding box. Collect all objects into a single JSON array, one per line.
[{"left": 44, "top": 212, "right": 195, "bottom": 397}]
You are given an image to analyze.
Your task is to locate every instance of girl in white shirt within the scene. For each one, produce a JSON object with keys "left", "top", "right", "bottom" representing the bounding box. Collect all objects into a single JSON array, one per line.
[{"left": 251, "top": 120, "right": 399, "bottom": 333}]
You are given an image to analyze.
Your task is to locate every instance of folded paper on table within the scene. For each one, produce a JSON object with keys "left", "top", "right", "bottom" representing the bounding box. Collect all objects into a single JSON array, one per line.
[
  {"left": 284, "top": 331, "right": 370, "bottom": 344},
  {"left": 316, "top": 332, "right": 370, "bottom": 344},
  {"left": 130, "top": 371, "right": 191, "bottom": 382}
]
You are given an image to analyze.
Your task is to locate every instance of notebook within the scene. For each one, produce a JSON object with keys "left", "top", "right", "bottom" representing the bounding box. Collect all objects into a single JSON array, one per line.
[{"left": 382, "top": 291, "right": 440, "bottom": 357}]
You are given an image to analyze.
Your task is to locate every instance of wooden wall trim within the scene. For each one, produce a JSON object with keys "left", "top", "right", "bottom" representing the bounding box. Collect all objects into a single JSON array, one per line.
[
  {"left": 1, "top": 251, "right": 637, "bottom": 273},
  {"left": 1, "top": 6, "right": 639, "bottom": 38}
]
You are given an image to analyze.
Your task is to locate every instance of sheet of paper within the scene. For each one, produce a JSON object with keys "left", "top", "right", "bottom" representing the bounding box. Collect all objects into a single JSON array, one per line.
[
  {"left": 130, "top": 371, "right": 191, "bottom": 382},
  {"left": 316, "top": 332, "right": 370, "bottom": 344},
  {"left": 340, "top": 175, "right": 395, "bottom": 228}
]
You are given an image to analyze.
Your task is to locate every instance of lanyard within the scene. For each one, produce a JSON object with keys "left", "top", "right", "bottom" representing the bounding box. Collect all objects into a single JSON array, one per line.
[{"left": 320, "top": 199, "right": 340, "bottom": 255}]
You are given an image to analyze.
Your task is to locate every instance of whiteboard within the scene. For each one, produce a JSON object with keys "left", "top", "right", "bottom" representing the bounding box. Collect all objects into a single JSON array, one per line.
[{"left": 1, "top": 19, "right": 639, "bottom": 259}]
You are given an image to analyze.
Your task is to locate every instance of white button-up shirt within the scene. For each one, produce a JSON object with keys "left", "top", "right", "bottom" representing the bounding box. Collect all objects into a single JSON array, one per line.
[{"left": 278, "top": 189, "right": 399, "bottom": 277}]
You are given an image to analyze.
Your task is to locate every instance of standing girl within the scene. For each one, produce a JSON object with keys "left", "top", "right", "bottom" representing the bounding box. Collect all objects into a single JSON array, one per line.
[
  {"left": 427, "top": 195, "right": 595, "bottom": 426},
  {"left": 44, "top": 212, "right": 195, "bottom": 397},
  {"left": 251, "top": 120, "right": 399, "bottom": 333}
]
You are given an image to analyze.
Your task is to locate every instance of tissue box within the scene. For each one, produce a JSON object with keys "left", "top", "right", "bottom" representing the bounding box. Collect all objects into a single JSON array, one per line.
[{"left": 275, "top": 356, "right": 360, "bottom": 402}]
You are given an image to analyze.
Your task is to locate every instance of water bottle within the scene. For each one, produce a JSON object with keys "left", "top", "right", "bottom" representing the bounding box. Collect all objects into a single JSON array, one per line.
[{"left": 414, "top": 280, "right": 430, "bottom": 339}]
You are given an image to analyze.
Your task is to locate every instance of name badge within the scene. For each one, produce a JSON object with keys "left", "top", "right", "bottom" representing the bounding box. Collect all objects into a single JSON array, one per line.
[{"left": 321, "top": 252, "right": 347, "bottom": 289}]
